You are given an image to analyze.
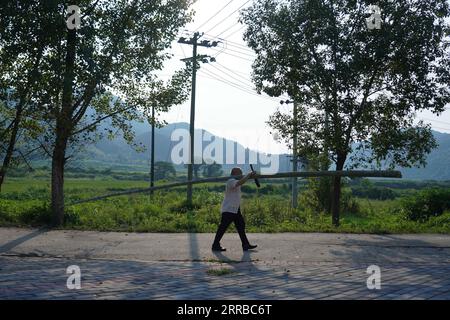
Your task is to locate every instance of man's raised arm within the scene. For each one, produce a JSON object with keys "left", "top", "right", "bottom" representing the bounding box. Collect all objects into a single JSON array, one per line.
[{"left": 236, "top": 171, "right": 257, "bottom": 187}]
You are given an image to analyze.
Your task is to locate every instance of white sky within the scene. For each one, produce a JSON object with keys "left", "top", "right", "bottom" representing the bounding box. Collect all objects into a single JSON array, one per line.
[{"left": 158, "top": 0, "right": 450, "bottom": 154}]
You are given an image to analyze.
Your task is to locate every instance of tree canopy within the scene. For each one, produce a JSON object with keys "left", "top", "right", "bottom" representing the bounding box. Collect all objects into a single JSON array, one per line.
[
  {"left": 1, "top": 0, "right": 194, "bottom": 224},
  {"left": 241, "top": 0, "right": 450, "bottom": 225}
]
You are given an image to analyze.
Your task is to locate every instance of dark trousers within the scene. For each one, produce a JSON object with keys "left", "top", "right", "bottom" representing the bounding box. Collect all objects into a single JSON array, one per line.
[{"left": 213, "top": 208, "right": 250, "bottom": 247}]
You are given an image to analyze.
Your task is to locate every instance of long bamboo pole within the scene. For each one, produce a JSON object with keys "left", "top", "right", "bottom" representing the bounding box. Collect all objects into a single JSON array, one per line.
[{"left": 67, "top": 170, "right": 402, "bottom": 207}]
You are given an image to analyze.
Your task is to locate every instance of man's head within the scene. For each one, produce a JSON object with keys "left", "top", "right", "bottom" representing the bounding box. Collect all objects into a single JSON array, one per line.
[{"left": 230, "top": 167, "right": 242, "bottom": 176}]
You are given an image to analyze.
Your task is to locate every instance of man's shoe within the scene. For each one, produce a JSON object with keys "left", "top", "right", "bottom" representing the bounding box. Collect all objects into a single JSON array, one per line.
[
  {"left": 243, "top": 244, "right": 257, "bottom": 251},
  {"left": 212, "top": 245, "right": 226, "bottom": 252}
]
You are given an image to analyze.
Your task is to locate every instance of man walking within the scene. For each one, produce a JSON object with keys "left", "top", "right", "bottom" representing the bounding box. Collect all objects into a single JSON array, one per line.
[{"left": 212, "top": 167, "right": 258, "bottom": 252}]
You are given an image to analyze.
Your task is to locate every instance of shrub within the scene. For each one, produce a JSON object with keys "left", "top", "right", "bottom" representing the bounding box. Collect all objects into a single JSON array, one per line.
[
  {"left": 19, "top": 203, "right": 52, "bottom": 225},
  {"left": 341, "top": 188, "right": 360, "bottom": 214},
  {"left": 400, "top": 188, "right": 450, "bottom": 222},
  {"left": 169, "top": 199, "right": 201, "bottom": 213},
  {"left": 299, "top": 182, "right": 359, "bottom": 215},
  {"left": 351, "top": 186, "right": 397, "bottom": 200}
]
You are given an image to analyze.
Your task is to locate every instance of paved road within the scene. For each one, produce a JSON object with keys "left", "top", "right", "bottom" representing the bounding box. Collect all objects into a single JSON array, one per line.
[{"left": 0, "top": 228, "right": 449, "bottom": 299}]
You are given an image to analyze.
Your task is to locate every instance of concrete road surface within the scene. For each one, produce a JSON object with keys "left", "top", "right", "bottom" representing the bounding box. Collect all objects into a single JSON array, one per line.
[{"left": 0, "top": 228, "right": 449, "bottom": 299}]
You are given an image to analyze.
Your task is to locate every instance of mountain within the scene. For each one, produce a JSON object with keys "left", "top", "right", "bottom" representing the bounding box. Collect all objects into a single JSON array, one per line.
[
  {"left": 76, "top": 122, "right": 450, "bottom": 180},
  {"left": 397, "top": 131, "right": 450, "bottom": 180},
  {"left": 78, "top": 122, "right": 293, "bottom": 174}
]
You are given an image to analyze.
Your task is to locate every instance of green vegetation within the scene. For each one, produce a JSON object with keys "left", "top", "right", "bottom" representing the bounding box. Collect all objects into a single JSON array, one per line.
[
  {"left": 243, "top": 0, "right": 450, "bottom": 227},
  {"left": 397, "top": 189, "right": 450, "bottom": 223},
  {"left": 206, "top": 268, "right": 236, "bottom": 276},
  {"left": 0, "top": 171, "right": 449, "bottom": 234}
]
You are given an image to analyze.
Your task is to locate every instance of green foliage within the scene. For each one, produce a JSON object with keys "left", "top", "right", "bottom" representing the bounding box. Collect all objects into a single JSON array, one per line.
[
  {"left": 399, "top": 188, "right": 450, "bottom": 222},
  {"left": 299, "top": 183, "right": 359, "bottom": 216},
  {"left": 299, "top": 177, "right": 333, "bottom": 213},
  {"left": 1, "top": 0, "right": 195, "bottom": 225},
  {"left": 154, "top": 161, "right": 176, "bottom": 180},
  {"left": 0, "top": 177, "right": 449, "bottom": 234},
  {"left": 352, "top": 186, "right": 397, "bottom": 200},
  {"left": 351, "top": 179, "right": 397, "bottom": 200},
  {"left": 0, "top": 200, "right": 51, "bottom": 226},
  {"left": 206, "top": 268, "right": 236, "bottom": 276},
  {"left": 202, "top": 162, "right": 223, "bottom": 178},
  {"left": 243, "top": 0, "right": 450, "bottom": 171}
]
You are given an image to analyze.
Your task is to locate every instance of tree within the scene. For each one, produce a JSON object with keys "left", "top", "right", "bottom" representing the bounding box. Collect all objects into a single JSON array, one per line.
[
  {"left": 154, "top": 161, "right": 176, "bottom": 181},
  {"left": 0, "top": 1, "right": 56, "bottom": 191},
  {"left": 1, "top": 1, "right": 193, "bottom": 225},
  {"left": 202, "top": 161, "right": 223, "bottom": 177},
  {"left": 242, "top": 0, "right": 450, "bottom": 226}
]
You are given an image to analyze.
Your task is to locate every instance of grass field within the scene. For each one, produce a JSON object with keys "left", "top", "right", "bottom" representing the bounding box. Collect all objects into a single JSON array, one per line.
[{"left": 1, "top": 175, "right": 449, "bottom": 234}]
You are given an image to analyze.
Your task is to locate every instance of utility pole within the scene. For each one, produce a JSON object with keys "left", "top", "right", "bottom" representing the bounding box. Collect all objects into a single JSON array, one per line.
[
  {"left": 292, "top": 100, "right": 298, "bottom": 208},
  {"left": 178, "top": 32, "right": 218, "bottom": 207},
  {"left": 280, "top": 99, "right": 298, "bottom": 208},
  {"left": 150, "top": 104, "right": 155, "bottom": 194},
  {"left": 324, "top": 103, "right": 331, "bottom": 214}
]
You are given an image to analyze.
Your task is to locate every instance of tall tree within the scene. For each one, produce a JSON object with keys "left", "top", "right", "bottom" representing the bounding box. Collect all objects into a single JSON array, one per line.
[
  {"left": 154, "top": 161, "right": 177, "bottom": 181},
  {"left": 0, "top": 1, "right": 56, "bottom": 191},
  {"left": 1, "top": 0, "right": 193, "bottom": 225},
  {"left": 202, "top": 161, "right": 223, "bottom": 178},
  {"left": 242, "top": 0, "right": 450, "bottom": 226}
]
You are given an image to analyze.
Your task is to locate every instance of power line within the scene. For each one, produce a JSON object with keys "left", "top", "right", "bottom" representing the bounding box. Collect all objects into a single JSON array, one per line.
[
  {"left": 215, "top": 21, "right": 241, "bottom": 38},
  {"left": 190, "top": 30, "right": 255, "bottom": 54},
  {"left": 210, "top": 48, "right": 254, "bottom": 62},
  {"left": 215, "top": 61, "right": 252, "bottom": 82},
  {"left": 198, "top": 71, "right": 253, "bottom": 93},
  {"left": 195, "top": 0, "right": 237, "bottom": 32},
  {"left": 201, "top": 67, "right": 255, "bottom": 92},
  {"left": 220, "top": 24, "right": 245, "bottom": 39},
  {"left": 204, "top": 33, "right": 254, "bottom": 51},
  {"left": 199, "top": 68, "right": 259, "bottom": 96},
  {"left": 217, "top": 44, "right": 256, "bottom": 58},
  {"left": 207, "top": 65, "right": 254, "bottom": 91},
  {"left": 206, "top": 63, "right": 254, "bottom": 89},
  {"left": 204, "top": 0, "right": 252, "bottom": 35},
  {"left": 198, "top": 71, "right": 274, "bottom": 102},
  {"left": 204, "top": 33, "right": 254, "bottom": 52},
  {"left": 199, "top": 68, "right": 279, "bottom": 103},
  {"left": 219, "top": 40, "right": 255, "bottom": 53}
]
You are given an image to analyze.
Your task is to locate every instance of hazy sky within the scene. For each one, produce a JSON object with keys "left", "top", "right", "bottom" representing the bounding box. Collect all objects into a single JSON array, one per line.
[{"left": 158, "top": 0, "right": 450, "bottom": 155}]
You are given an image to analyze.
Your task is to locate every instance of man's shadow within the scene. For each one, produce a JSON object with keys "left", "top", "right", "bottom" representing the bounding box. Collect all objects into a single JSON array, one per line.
[{"left": 212, "top": 249, "right": 259, "bottom": 272}]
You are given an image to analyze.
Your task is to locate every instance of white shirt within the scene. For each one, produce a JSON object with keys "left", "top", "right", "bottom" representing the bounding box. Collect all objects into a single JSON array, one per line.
[{"left": 220, "top": 178, "right": 241, "bottom": 213}]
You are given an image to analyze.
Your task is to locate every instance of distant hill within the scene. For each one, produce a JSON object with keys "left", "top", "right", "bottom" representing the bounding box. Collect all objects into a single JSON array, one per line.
[
  {"left": 75, "top": 122, "right": 450, "bottom": 180},
  {"left": 396, "top": 130, "right": 450, "bottom": 180},
  {"left": 78, "top": 122, "right": 293, "bottom": 174}
]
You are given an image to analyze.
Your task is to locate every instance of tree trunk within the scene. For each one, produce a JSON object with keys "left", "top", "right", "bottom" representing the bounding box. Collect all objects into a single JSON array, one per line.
[
  {"left": 0, "top": 104, "right": 23, "bottom": 192},
  {"left": 331, "top": 154, "right": 346, "bottom": 227},
  {"left": 51, "top": 131, "right": 68, "bottom": 226},
  {"left": 51, "top": 28, "right": 77, "bottom": 226}
]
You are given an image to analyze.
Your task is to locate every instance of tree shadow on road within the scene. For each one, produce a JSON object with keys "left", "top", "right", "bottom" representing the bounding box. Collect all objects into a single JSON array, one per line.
[
  {"left": 326, "top": 235, "right": 450, "bottom": 299},
  {"left": 3, "top": 231, "right": 449, "bottom": 300},
  {"left": 0, "top": 228, "right": 48, "bottom": 254}
]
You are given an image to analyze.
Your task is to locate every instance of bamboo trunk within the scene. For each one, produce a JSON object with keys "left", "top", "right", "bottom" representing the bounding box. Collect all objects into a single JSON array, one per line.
[{"left": 68, "top": 170, "right": 402, "bottom": 207}]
